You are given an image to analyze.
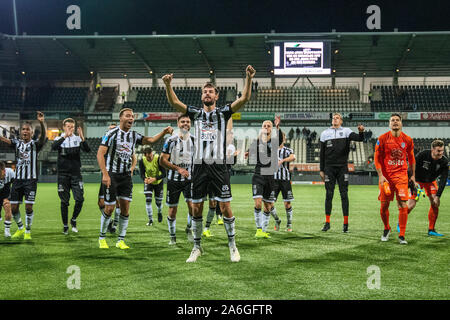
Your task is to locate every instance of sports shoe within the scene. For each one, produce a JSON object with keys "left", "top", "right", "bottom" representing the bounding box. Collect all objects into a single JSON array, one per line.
[
  {"left": 322, "top": 222, "right": 330, "bottom": 232},
  {"left": 217, "top": 216, "right": 224, "bottom": 225},
  {"left": 99, "top": 239, "right": 109, "bottom": 249},
  {"left": 11, "top": 228, "right": 25, "bottom": 240},
  {"left": 254, "top": 228, "right": 266, "bottom": 238},
  {"left": 398, "top": 236, "right": 408, "bottom": 245},
  {"left": 381, "top": 228, "right": 391, "bottom": 242},
  {"left": 186, "top": 247, "right": 203, "bottom": 263},
  {"left": 63, "top": 226, "right": 69, "bottom": 235},
  {"left": 286, "top": 225, "right": 293, "bottom": 232},
  {"left": 70, "top": 219, "right": 78, "bottom": 233},
  {"left": 185, "top": 227, "right": 194, "bottom": 243},
  {"left": 146, "top": 219, "right": 153, "bottom": 226},
  {"left": 262, "top": 232, "right": 271, "bottom": 239},
  {"left": 202, "top": 229, "right": 213, "bottom": 238},
  {"left": 158, "top": 212, "right": 163, "bottom": 223},
  {"left": 116, "top": 240, "right": 130, "bottom": 250},
  {"left": 428, "top": 229, "right": 444, "bottom": 237},
  {"left": 24, "top": 232, "right": 32, "bottom": 240},
  {"left": 229, "top": 246, "right": 240, "bottom": 262},
  {"left": 274, "top": 219, "right": 281, "bottom": 231},
  {"left": 169, "top": 236, "right": 177, "bottom": 245},
  {"left": 342, "top": 224, "right": 349, "bottom": 233}
]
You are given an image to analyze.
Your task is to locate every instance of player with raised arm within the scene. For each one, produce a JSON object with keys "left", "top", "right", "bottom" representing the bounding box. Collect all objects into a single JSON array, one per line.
[
  {"left": 273, "top": 132, "right": 296, "bottom": 232},
  {"left": 319, "top": 113, "right": 365, "bottom": 233},
  {"left": 162, "top": 65, "right": 255, "bottom": 262},
  {"left": 0, "top": 111, "right": 46, "bottom": 240},
  {"left": 247, "top": 116, "right": 283, "bottom": 239},
  {"left": 406, "top": 139, "right": 448, "bottom": 236},
  {"left": 160, "top": 114, "right": 195, "bottom": 245},
  {"left": 374, "top": 113, "right": 415, "bottom": 245},
  {"left": 138, "top": 147, "right": 166, "bottom": 226},
  {"left": 96, "top": 108, "right": 173, "bottom": 249},
  {"left": 52, "top": 118, "right": 90, "bottom": 235},
  {"left": 0, "top": 161, "right": 14, "bottom": 238}
]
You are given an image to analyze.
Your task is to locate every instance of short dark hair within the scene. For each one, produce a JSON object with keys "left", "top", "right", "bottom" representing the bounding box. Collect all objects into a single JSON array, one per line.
[
  {"left": 143, "top": 147, "right": 153, "bottom": 155},
  {"left": 390, "top": 113, "right": 402, "bottom": 121},
  {"left": 202, "top": 82, "right": 219, "bottom": 94},
  {"left": 0, "top": 161, "right": 5, "bottom": 170},
  {"left": 21, "top": 121, "right": 33, "bottom": 130},
  {"left": 431, "top": 139, "right": 444, "bottom": 149},
  {"left": 178, "top": 114, "right": 190, "bottom": 122}
]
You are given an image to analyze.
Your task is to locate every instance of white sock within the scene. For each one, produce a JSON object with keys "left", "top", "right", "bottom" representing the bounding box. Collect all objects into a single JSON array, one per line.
[
  {"left": 167, "top": 217, "right": 176, "bottom": 238},
  {"left": 146, "top": 203, "right": 153, "bottom": 220},
  {"left": 192, "top": 217, "right": 203, "bottom": 249},
  {"left": 4, "top": 220, "right": 11, "bottom": 236},
  {"left": 205, "top": 207, "right": 215, "bottom": 228},
  {"left": 262, "top": 211, "right": 270, "bottom": 232},
  {"left": 99, "top": 212, "right": 111, "bottom": 239},
  {"left": 223, "top": 216, "right": 236, "bottom": 248},
  {"left": 13, "top": 212, "right": 24, "bottom": 229},
  {"left": 114, "top": 207, "right": 121, "bottom": 226},
  {"left": 25, "top": 211, "right": 34, "bottom": 232},
  {"left": 118, "top": 214, "right": 129, "bottom": 241},
  {"left": 254, "top": 208, "right": 262, "bottom": 229},
  {"left": 286, "top": 207, "right": 293, "bottom": 225}
]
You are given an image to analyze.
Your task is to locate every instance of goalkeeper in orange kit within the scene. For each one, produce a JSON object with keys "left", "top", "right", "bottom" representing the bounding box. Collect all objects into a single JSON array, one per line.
[{"left": 374, "top": 113, "right": 416, "bottom": 245}]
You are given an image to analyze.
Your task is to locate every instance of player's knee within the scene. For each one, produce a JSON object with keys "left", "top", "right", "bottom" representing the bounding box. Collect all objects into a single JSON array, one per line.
[{"left": 25, "top": 206, "right": 33, "bottom": 214}]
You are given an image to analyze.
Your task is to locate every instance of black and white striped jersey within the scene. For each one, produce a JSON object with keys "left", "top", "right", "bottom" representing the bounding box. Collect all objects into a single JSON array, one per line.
[
  {"left": 10, "top": 138, "right": 44, "bottom": 180},
  {"left": 100, "top": 127, "right": 143, "bottom": 174},
  {"left": 0, "top": 168, "right": 15, "bottom": 191},
  {"left": 248, "top": 129, "right": 283, "bottom": 176},
  {"left": 52, "top": 134, "right": 90, "bottom": 176},
  {"left": 162, "top": 134, "right": 195, "bottom": 182},
  {"left": 186, "top": 105, "right": 233, "bottom": 164},
  {"left": 274, "top": 147, "right": 294, "bottom": 181}
]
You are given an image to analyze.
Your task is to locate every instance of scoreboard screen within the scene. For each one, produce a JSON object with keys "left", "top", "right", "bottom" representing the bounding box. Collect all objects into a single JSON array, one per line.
[{"left": 273, "top": 41, "right": 331, "bottom": 75}]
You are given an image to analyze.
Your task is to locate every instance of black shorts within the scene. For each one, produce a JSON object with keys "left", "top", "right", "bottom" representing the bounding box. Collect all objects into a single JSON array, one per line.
[
  {"left": 10, "top": 179, "right": 38, "bottom": 204},
  {"left": 102, "top": 172, "right": 133, "bottom": 205},
  {"left": 57, "top": 174, "right": 84, "bottom": 204},
  {"left": 144, "top": 182, "right": 164, "bottom": 200},
  {"left": 273, "top": 180, "right": 294, "bottom": 202},
  {"left": 98, "top": 183, "right": 105, "bottom": 199},
  {"left": 324, "top": 166, "right": 349, "bottom": 191},
  {"left": 252, "top": 174, "right": 275, "bottom": 203},
  {"left": 166, "top": 180, "right": 192, "bottom": 207},
  {"left": 0, "top": 184, "right": 11, "bottom": 205},
  {"left": 191, "top": 163, "right": 232, "bottom": 203}
]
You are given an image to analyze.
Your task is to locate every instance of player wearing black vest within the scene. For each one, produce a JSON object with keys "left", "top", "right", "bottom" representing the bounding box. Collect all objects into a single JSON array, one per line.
[
  {"left": 163, "top": 65, "right": 255, "bottom": 263},
  {"left": 0, "top": 111, "right": 46, "bottom": 240},
  {"left": 247, "top": 116, "right": 283, "bottom": 239},
  {"left": 319, "top": 113, "right": 364, "bottom": 233},
  {"left": 407, "top": 140, "right": 449, "bottom": 236},
  {"left": 52, "top": 118, "right": 91, "bottom": 235}
]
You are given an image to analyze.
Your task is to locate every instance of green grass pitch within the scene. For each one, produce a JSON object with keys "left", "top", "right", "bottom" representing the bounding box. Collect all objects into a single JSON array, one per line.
[{"left": 0, "top": 183, "right": 448, "bottom": 300}]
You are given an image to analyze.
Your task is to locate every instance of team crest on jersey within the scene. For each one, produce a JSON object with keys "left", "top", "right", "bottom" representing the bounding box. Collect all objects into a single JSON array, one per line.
[
  {"left": 119, "top": 142, "right": 132, "bottom": 153},
  {"left": 391, "top": 148, "right": 403, "bottom": 159},
  {"left": 423, "top": 161, "right": 430, "bottom": 170}
]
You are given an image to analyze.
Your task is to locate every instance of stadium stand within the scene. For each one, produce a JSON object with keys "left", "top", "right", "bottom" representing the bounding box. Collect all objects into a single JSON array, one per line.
[
  {"left": 371, "top": 85, "right": 450, "bottom": 112},
  {"left": 123, "top": 86, "right": 231, "bottom": 112},
  {"left": 243, "top": 86, "right": 363, "bottom": 112},
  {"left": 0, "top": 86, "right": 88, "bottom": 112},
  {"left": 94, "top": 86, "right": 118, "bottom": 112}
]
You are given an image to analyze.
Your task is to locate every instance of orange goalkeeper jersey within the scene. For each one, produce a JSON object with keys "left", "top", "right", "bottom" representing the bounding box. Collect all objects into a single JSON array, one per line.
[{"left": 374, "top": 131, "right": 415, "bottom": 179}]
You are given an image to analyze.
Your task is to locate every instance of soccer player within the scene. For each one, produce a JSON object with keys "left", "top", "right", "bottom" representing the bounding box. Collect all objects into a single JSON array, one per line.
[
  {"left": 319, "top": 113, "right": 365, "bottom": 233},
  {"left": 139, "top": 147, "right": 166, "bottom": 226},
  {"left": 52, "top": 118, "right": 91, "bottom": 235},
  {"left": 97, "top": 108, "right": 173, "bottom": 249},
  {"left": 160, "top": 114, "right": 195, "bottom": 245},
  {"left": 273, "top": 133, "right": 296, "bottom": 232},
  {"left": 407, "top": 139, "right": 448, "bottom": 236},
  {"left": 0, "top": 161, "right": 14, "bottom": 238},
  {"left": 374, "top": 113, "right": 415, "bottom": 245},
  {"left": 162, "top": 65, "right": 255, "bottom": 262},
  {"left": 248, "top": 116, "right": 283, "bottom": 239},
  {"left": 0, "top": 111, "right": 46, "bottom": 240}
]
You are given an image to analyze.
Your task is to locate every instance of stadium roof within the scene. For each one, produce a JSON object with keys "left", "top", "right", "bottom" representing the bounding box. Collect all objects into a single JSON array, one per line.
[{"left": 1, "top": 31, "right": 450, "bottom": 80}]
